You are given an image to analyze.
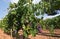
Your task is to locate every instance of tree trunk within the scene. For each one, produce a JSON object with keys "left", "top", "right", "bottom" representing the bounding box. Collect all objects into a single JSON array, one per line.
[{"left": 11, "top": 29, "right": 13, "bottom": 39}]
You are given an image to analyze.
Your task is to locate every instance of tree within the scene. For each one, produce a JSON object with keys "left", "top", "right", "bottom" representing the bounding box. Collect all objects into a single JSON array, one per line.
[{"left": 2, "top": 0, "right": 60, "bottom": 37}]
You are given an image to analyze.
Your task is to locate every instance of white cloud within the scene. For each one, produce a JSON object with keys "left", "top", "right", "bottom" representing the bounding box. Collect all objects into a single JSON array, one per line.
[
  {"left": 43, "top": 10, "right": 60, "bottom": 20},
  {"left": 10, "top": 0, "right": 41, "bottom": 4},
  {"left": 32, "top": 0, "right": 41, "bottom": 4},
  {"left": 35, "top": 10, "right": 60, "bottom": 20},
  {"left": 0, "top": 19, "right": 2, "bottom": 20},
  {"left": 10, "top": 0, "right": 19, "bottom": 3}
]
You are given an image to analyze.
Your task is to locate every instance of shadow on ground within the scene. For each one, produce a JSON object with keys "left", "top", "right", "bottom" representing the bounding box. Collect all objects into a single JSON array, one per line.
[{"left": 1, "top": 29, "right": 60, "bottom": 39}]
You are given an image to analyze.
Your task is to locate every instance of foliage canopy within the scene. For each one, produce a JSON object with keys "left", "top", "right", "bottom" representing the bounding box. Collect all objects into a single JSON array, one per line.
[{"left": 0, "top": 0, "right": 60, "bottom": 37}]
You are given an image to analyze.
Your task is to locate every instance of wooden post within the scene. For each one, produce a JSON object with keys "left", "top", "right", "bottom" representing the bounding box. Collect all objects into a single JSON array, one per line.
[{"left": 11, "top": 29, "right": 13, "bottom": 39}]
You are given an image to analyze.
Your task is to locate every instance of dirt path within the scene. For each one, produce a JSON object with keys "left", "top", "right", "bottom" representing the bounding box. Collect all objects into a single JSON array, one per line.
[
  {"left": 0, "top": 29, "right": 60, "bottom": 39},
  {"left": 18, "top": 29, "right": 60, "bottom": 39},
  {"left": 0, "top": 29, "right": 12, "bottom": 39}
]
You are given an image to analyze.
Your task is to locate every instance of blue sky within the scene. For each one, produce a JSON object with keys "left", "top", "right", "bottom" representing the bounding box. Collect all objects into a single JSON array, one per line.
[
  {"left": 0, "top": 0, "right": 18, "bottom": 19},
  {"left": 0, "top": 0, "right": 10, "bottom": 19},
  {"left": 0, "top": 0, "right": 60, "bottom": 20}
]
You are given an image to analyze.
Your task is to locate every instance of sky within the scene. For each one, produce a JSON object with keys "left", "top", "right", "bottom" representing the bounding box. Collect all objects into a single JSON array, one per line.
[
  {"left": 0, "top": 0, "right": 10, "bottom": 19},
  {"left": 0, "top": 0, "right": 41, "bottom": 19},
  {"left": 0, "top": 0, "right": 18, "bottom": 20},
  {"left": 35, "top": 10, "right": 60, "bottom": 20},
  {"left": 0, "top": 0, "right": 60, "bottom": 20}
]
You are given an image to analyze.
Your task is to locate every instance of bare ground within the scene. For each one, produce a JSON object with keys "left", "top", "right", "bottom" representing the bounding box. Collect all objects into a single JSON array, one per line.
[
  {"left": 0, "top": 29, "right": 60, "bottom": 39},
  {"left": 0, "top": 29, "right": 12, "bottom": 39}
]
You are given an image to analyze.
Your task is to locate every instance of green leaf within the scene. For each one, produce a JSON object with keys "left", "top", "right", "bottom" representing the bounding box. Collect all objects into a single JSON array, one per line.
[{"left": 23, "top": 31, "right": 28, "bottom": 37}]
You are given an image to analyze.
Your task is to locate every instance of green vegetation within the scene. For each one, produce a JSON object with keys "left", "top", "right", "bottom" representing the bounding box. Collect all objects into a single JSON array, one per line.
[
  {"left": 0, "top": 0, "right": 60, "bottom": 38},
  {"left": 44, "top": 15, "right": 60, "bottom": 29}
]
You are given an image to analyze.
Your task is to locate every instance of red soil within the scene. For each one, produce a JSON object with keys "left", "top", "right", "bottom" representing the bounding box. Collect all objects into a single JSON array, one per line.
[
  {"left": 0, "top": 29, "right": 60, "bottom": 39},
  {"left": 0, "top": 29, "right": 13, "bottom": 39}
]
